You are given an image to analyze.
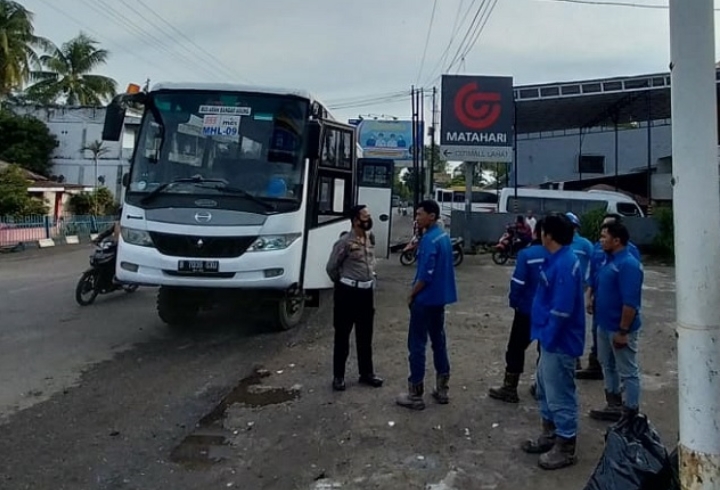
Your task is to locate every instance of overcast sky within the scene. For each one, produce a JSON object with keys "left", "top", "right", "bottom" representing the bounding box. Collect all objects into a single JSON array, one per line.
[{"left": 21, "top": 0, "right": 714, "bottom": 124}]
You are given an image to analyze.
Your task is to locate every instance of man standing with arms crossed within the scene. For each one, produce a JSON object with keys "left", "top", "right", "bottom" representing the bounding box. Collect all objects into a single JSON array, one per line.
[
  {"left": 588, "top": 221, "right": 644, "bottom": 422},
  {"left": 326, "top": 205, "right": 384, "bottom": 392},
  {"left": 396, "top": 200, "right": 457, "bottom": 411},
  {"left": 521, "top": 214, "right": 585, "bottom": 470}
]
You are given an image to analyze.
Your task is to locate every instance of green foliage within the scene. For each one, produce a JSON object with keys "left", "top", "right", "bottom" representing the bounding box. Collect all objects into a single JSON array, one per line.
[
  {"left": 0, "top": 163, "right": 48, "bottom": 216},
  {"left": 579, "top": 208, "right": 606, "bottom": 243},
  {"left": 0, "top": 109, "right": 59, "bottom": 175},
  {"left": 26, "top": 32, "right": 117, "bottom": 106},
  {"left": 652, "top": 205, "right": 674, "bottom": 258},
  {"left": 68, "top": 187, "right": 115, "bottom": 215}
]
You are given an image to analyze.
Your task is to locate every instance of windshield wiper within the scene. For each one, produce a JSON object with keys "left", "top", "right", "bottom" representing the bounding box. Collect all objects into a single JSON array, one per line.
[
  {"left": 140, "top": 176, "right": 205, "bottom": 204},
  {"left": 194, "top": 181, "right": 277, "bottom": 211},
  {"left": 140, "top": 176, "right": 276, "bottom": 211}
]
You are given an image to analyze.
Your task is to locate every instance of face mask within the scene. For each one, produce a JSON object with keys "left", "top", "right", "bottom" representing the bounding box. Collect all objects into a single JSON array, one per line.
[{"left": 360, "top": 218, "right": 373, "bottom": 231}]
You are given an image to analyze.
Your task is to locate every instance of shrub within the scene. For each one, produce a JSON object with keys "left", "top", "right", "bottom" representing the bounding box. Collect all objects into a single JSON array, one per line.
[
  {"left": 69, "top": 187, "right": 115, "bottom": 215},
  {"left": 652, "top": 205, "right": 674, "bottom": 258},
  {"left": 579, "top": 208, "right": 606, "bottom": 243}
]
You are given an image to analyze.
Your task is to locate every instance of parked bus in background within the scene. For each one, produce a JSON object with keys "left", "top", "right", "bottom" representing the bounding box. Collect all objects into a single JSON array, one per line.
[
  {"left": 496, "top": 187, "right": 644, "bottom": 217},
  {"left": 435, "top": 187, "right": 499, "bottom": 219}
]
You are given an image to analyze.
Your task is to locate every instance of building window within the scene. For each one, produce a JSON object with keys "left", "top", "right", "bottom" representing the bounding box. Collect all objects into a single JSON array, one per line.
[{"left": 578, "top": 155, "right": 605, "bottom": 174}]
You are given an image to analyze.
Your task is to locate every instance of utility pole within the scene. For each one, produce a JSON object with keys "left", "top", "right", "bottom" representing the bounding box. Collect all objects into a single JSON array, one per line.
[
  {"left": 428, "top": 86, "right": 438, "bottom": 200},
  {"left": 669, "top": 1, "right": 720, "bottom": 488}
]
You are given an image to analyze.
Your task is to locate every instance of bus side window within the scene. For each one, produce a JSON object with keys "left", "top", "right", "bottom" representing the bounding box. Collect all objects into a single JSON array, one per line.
[
  {"left": 316, "top": 126, "right": 355, "bottom": 223},
  {"left": 508, "top": 196, "right": 541, "bottom": 213}
]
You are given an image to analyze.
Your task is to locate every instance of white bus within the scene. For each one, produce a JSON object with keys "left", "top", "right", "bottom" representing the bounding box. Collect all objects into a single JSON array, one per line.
[
  {"left": 102, "top": 82, "right": 361, "bottom": 330},
  {"left": 435, "top": 187, "right": 499, "bottom": 218},
  {"left": 497, "top": 187, "right": 644, "bottom": 217}
]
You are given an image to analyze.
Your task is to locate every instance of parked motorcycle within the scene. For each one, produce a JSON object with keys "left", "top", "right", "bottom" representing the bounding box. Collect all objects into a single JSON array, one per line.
[
  {"left": 75, "top": 240, "right": 138, "bottom": 306},
  {"left": 491, "top": 225, "right": 529, "bottom": 265},
  {"left": 399, "top": 237, "right": 464, "bottom": 267}
]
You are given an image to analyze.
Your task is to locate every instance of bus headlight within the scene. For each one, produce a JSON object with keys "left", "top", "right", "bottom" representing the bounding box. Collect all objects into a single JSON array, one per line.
[
  {"left": 247, "top": 233, "right": 301, "bottom": 252},
  {"left": 121, "top": 227, "right": 154, "bottom": 247}
]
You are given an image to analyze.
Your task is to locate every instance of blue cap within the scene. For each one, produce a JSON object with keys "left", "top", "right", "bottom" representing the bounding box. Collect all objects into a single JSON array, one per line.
[{"left": 565, "top": 212, "right": 580, "bottom": 227}]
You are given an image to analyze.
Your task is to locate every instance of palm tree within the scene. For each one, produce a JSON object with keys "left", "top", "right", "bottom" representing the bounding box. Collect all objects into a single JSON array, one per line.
[
  {"left": 82, "top": 140, "right": 110, "bottom": 214},
  {"left": 26, "top": 32, "right": 117, "bottom": 106},
  {"left": 0, "top": 0, "right": 53, "bottom": 97}
]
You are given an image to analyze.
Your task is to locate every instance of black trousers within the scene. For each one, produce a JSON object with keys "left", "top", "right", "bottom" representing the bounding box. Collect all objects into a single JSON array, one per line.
[
  {"left": 504, "top": 310, "right": 541, "bottom": 374},
  {"left": 333, "top": 283, "right": 375, "bottom": 378}
]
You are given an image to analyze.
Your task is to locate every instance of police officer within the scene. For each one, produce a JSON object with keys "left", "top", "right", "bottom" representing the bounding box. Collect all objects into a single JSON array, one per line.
[{"left": 325, "top": 205, "right": 384, "bottom": 392}]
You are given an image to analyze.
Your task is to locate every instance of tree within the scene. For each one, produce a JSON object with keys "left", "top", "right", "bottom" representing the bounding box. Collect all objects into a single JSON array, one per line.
[
  {"left": 398, "top": 145, "right": 449, "bottom": 198},
  {"left": 452, "top": 161, "right": 510, "bottom": 188},
  {"left": 0, "top": 163, "right": 48, "bottom": 216},
  {"left": 26, "top": 32, "right": 117, "bottom": 106},
  {"left": 81, "top": 140, "right": 110, "bottom": 212},
  {"left": 68, "top": 187, "right": 115, "bottom": 215},
  {"left": 0, "top": 0, "right": 53, "bottom": 97},
  {"left": 0, "top": 109, "right": 59, "bottom": 175}
]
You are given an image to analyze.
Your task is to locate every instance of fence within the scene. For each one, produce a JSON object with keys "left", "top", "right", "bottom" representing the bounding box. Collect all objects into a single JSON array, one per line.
[{"left": 0, "top": 215, "right": 117, "bottom": 249}]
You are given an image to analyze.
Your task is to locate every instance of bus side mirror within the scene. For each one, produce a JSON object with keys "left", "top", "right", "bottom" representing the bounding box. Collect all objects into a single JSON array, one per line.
[
  {"left": 122, "top": 172, "right": 130, "bottom": 187},
  {"left": 103, "top": 97, "right": 126, "bottom": 142},
  {"left": 305, "top": 121, "right": 321, "bottom": 160}
]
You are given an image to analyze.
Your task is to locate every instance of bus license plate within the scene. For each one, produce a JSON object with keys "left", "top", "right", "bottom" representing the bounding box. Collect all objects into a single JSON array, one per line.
[{"left": 178, "top": 260, "right": 219, "bottom": 273}]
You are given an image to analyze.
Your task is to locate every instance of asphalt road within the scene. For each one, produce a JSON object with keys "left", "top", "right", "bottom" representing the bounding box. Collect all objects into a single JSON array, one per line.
[{"left": 0, "top": 222, "right": 680, "bottom": 490}]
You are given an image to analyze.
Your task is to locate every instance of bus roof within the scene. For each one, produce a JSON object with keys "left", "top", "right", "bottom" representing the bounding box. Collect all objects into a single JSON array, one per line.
[
  {"left": 498, "top": 187, "right": 637, "bottom": 202},
  {"left": 442, "top": 186, "right": 498, "bottom": 193},
  {"left": 151, "top": 82, "right": 315, "bottom": 100},
  {"left": 149, "top": 82, "right": 335, "bottom": 119}
]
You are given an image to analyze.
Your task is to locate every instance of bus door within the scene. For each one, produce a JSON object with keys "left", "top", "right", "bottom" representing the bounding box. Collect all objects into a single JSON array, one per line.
[
  {"left": 357, "top": 158, "right": 393, "bottom": 259},
  {"left": 303, "top": 121, "right": 357, "bottom": 289}
]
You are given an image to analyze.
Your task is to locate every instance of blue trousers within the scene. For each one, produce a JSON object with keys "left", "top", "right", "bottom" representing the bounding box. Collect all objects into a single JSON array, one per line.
[
  {"left": 537, "top": 347, "right": 579, "bottom": 439},
  {"left": 597, "top": 329, "right": 641, "bottom": 409},
  {"left": 407, "top": 303, "right": 450, "bottom": 385}
]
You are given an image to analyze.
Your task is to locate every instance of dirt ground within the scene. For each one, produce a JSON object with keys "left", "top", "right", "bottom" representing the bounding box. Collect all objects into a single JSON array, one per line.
[
  {"left": 0, "top": 212, "right": 680, "bottom": 490},
  {"left": 182, "top": 214, "right": 679, "bottom": 489}
]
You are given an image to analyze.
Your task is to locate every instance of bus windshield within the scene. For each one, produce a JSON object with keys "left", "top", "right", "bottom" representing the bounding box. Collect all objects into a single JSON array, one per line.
[{"left": 127, "top": 90, "right": 309, "bottom": 212}]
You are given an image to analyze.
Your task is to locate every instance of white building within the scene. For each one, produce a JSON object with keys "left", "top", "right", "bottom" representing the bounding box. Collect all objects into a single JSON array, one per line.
[{"left": 11, "top": 105, "right": 140, "bottom": 201}]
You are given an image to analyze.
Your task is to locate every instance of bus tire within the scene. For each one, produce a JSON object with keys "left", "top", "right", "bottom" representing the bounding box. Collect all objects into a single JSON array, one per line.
[
  {"left": 157, "top": 287, "right": 199, "bottom": 327},
  {"left": 274, "top": 288, "right": 305, "bottom": 331}
]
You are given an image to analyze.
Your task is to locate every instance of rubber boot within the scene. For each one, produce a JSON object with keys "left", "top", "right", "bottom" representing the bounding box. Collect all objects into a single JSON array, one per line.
[
  {"left": 521, "top": 419, "right": 556, "bottom": 454},
  {"left": 589, "top": 390, "right": 623, "bottom": 421},
  {"left": 576, "top": 354, "right": 604, "bottom": 380},
  {"left": 431, "top": 374, "right": 450, "bottom": 404},
  {"left": 396, "top": 382, "right": 425, "bottom": 411},
  {"left": 538, "top": 436, "right": 578, "bottom": 470},
  {"left": 488, "top": 372, "right": 520, "bottom": 403}
]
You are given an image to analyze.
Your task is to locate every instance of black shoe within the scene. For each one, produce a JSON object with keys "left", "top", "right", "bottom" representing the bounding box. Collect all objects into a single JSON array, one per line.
[
  {"left": 358, "top": 375, "right": 384, "bottom": 387},
  {"left": 332, "top": 377, "right": 346, "bottom": 391}
]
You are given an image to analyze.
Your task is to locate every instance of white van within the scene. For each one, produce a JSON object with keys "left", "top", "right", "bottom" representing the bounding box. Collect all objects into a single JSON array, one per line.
[{"left": 497, "top": 187, "right": 644, "bottom": 217}]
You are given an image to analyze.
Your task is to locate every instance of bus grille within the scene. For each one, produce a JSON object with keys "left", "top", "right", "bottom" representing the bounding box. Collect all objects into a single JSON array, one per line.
[{"left": 149, "top": 232, "right": 257, "bottom": 258}]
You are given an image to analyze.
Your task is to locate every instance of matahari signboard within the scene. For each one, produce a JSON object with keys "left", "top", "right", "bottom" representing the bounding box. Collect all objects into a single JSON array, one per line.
[{"left": 440, "top": 75, "right": 514, "bottom": 162}]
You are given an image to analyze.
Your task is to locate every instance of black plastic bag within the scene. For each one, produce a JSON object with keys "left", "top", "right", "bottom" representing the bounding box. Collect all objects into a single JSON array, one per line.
[{"left": 584, "top": 414, "right": 674, "bottom": 490}]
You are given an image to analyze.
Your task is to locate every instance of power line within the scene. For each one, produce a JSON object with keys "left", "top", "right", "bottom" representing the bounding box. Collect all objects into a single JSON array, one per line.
[
  {"left": 422, "top": 0, "right": 481, "bottom": 86},
  {"left": 128, "top": 0, "right": 253, "bottom": 83},
  {"left": 456, "top": 0, "right": 500, "bottom": 65},
  {"left": 539, "top": 0, "right": 720, "bottom": 10},
  {"left": 30, "top": 0, "right": 185, "bottom": 78},
  {"left": 416, "top": 0, "right": 439, "bottom": 84}
]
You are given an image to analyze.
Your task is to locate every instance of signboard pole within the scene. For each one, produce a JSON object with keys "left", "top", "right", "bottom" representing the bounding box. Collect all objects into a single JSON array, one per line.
[
  {"left": 512, "top": 102, "right": 518, "bottom": 212},
  {"left": 464, "top": 162, "right": 473, "bottom": 250},
  {"left": 420, "top": 88, "right": 426, "bottom": 199},
  {"left": 427, "top": 86, "right": 437, "bottom": 200},
  {"left": 669, "top": 0, "right": 720, "bottom": 487}
]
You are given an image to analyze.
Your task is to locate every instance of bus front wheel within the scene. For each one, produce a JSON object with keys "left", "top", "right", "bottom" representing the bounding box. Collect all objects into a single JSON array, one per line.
[
  {"left": 157, "top": 286, "right": 200, "bottom": 327},
  {"left": 274, "top": 286, "right": 305, "bottom": 331}
]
